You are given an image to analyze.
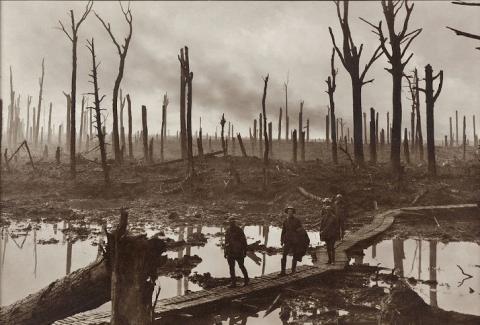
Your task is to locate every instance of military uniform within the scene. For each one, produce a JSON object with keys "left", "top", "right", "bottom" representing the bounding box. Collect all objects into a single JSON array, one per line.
[
  {"left": 224, "top": 224, "right": 249, "bottom": 286},
  {"left": 335, "top": 198, "right": 348, "bottom": 239},
  {"left": 320, "top": 208, "right": 340, "bottom": 264},
  {"left": 280, "top": 215, "right": 303, "bottom": 274}
]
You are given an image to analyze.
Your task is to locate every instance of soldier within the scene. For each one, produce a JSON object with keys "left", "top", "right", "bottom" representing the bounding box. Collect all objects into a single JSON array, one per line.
[
  {"left": 335, "top": 194, "right": 348, "bottom": 239},
  {"left": 55, "top": 146, "right": 61, "bottom": 164},
  {"left": 224, "top": 217, "right": 249, "bottom": 287},
  {"left": 320, "top": 205, "right": 340, "bottom": 264},
  {"left": 280, "top": 205, "right": 303, "bottom": 275}
]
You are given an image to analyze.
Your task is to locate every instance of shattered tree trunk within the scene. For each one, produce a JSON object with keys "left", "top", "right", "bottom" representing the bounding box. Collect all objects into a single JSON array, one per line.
[
  {"left": 220, "top": 114, "right": 226, "bottom": 157},
  {"left": 463, "top": 116, "right": 466, "bottom": 160},
  {"left": 474, "top": 115, "right": 478, "bottom": 147},
  {"left": 424, "top": 64, "right": 443, "bottom": 176},
  {"left": 292, "top": 129, "right": 297, "bottom": 163},
  {"left": 35, "top": 59, "right": 45, "bottom": 148},
  {"left": 142, "top": 105, "right": 149, "bottom": 163},
  {"left": 326, "top": 49, "right": 337, "bottom": 163},
  {"left": 261, "top": 75, "right": 269, "bottom": 189},
  {"left": 87, "top": 38, "right": 109, "bottom": 184},
  {"left": 47, "top": 103, "right": 52, "bottom": 145},
  {"left": 449, "top": 117, "right": 453, "bottom": 147},
  {"left": 127, "top": 94, "right": 133, "bottom": 159},
  {"left": 268, "top": 122, "right": 273, "bottom": 157},
  {"left": 370, "top": 107, "right": 377, "bottom": 164},
  {"left": 278, "top": 107, "right": 282, "bottom": 141},
  {"left": 300, "top": 131, "right": 305, "bottom": 162},
  {"left": 363, "top": 112, "right": 367, "bottom": 145},
  {"left": 237, "top": 133, "right": 247, "bottom": 157},
  {"left": 404, "top": 128, "right": 410, "bottom": 164},
  {"left": 179, "top": 48, "right": 187, "bottom": 159},
  {"left": 109, "top": 211, "right": 165, "bottom": 325},
  {"left": 119, "top": 90, "right": 126, "bottom": 157},
  {"left": 79, "top": 97, "right": 85, "bottom": 152},
  {"left": 455, "top": 110, "right": 459, "bottom": 146},
  {"left": 326, "top": 113, "right": 330, "bottom": 144}
]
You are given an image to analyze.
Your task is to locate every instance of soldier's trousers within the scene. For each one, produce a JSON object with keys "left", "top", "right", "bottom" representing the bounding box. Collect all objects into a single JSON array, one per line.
[{"left": 227, "top": 256, "right": 249, "bottom": 282}]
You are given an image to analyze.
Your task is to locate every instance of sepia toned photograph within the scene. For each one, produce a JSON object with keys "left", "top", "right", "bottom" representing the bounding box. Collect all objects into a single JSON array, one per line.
[{"left": 0, "top": 0, "right": 479, "bottom": 324}]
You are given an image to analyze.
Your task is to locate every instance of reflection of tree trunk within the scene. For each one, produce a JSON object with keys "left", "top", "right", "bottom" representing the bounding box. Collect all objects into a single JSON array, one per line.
[
  {"left": 262, "top": 252, "right": 266, "bottom": 276},
  {"left": 66, "top": 241, "right": 72, "bottom": 275},
  {"left": 34, "top": 228, "right": 37, "bottom": 278},
  {"left": 263, "top": 225, "right": 269, "bottom": 246},
  {"left": 418, "top": 240, "right": 422, "bottom": 280},
  {"left": 372, "top": 243, "right": 376, "bottom": 259},
  {"left": 429, "top": 241, "right": 438, "bottom": 308},
  {"left": 393, "top": 239, "right": 405, "bottom": 277}
]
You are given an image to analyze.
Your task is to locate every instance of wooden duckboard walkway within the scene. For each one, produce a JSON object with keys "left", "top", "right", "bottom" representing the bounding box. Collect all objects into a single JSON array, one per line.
[{"left": 54, "top": 200, "right": 477, "bottom": 324}]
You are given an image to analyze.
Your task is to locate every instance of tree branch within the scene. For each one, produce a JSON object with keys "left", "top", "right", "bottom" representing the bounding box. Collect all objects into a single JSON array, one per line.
[
  {"left": 433, "top": 70, "right": 444, "bottom": 102},
  {"left": 446, "top": 26, "right": 480, "bottom": 41}
]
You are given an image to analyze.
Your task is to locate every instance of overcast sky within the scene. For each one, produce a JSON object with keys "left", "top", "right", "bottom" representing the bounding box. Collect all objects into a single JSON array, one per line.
[{"left": 1, "top": 1, "right": 479, "bottom": 139}]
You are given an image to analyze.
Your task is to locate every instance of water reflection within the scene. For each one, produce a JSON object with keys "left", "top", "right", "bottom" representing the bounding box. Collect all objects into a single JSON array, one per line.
[
  {"left": 362, "top": 238, "right": 480, "bottom": 316},
  {"left": 0, "top": 222, "right": 320, "bottom": 309}
]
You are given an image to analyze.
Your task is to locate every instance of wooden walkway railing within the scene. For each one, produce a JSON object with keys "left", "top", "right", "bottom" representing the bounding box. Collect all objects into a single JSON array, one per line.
[{"left": 54, "top": 194, "right": 477, "bottom": 324}]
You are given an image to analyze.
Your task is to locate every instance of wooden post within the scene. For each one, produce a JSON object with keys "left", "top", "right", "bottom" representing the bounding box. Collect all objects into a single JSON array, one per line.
[
  {"left": 369, "top": 107, "right": 376, "bottom": 164},
  {"left": 237, "top": 133, "right": 247, "bottom": 157},
  {"left": 142, "top": 105, "right": 149, "bottom": 162},
  {"left": 444, "top": 135, "right": 448, "bottom": 147},
  {"left": 292, "top": 129, "right": 297, "bottom": 163},
  {"left": 404, "top": 128, "right": 410, "bottom": 164}
]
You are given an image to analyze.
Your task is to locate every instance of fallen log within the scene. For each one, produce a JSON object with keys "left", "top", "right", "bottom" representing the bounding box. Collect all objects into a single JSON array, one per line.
[
  {"left": 150, "top": 150, "right": 223, "bottom": 167},
  {"left": 0, "top": 210, "right": 166, "bottom": 325},
  {"left": 0, "top": 255, "right": 111, "bottom": 325}
]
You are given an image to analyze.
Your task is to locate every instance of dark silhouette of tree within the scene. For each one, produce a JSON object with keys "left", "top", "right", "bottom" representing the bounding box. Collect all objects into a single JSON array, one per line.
[
  {"left": 86, "top": 38, "right": 110, "bottom": 184},
  {"left": 329, "top": 0, "right": 383, "bottom": 166},
  {"left": 326, "top": 48, "right": 338, "bottom": 164},
  {"left": 95, "top": 1, "right": 133, "bottom": 164},
  {"left": 362, "top": 0, "right": 422, "bottom": 178},
  {"left": 58, "top": 0, "right": 93, "bottom": 178}
]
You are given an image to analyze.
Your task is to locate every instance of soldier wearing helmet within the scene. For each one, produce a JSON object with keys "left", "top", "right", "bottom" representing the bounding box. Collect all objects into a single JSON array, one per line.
[
  {"left": 224, "top": 216, "right": 249, "bottom": 287},
  {"left": 280, "top": 205, "right": 305, "bottom": 275}
]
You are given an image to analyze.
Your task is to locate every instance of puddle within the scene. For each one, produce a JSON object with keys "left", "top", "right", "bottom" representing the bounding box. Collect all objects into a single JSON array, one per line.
[
  {"left": 361, "top": 239, "right": 480, "bottom": 316},
  {"left": 0, "top": 221, "right": 321, "bottom": 309}
]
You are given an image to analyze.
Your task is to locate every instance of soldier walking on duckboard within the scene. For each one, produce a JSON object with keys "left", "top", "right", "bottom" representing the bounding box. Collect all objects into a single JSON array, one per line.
[{"left": 224, "top": 217, "right": 249, "bottom": 287}]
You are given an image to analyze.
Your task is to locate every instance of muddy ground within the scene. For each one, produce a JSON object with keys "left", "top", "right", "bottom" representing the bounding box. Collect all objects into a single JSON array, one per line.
[{"left": 1, "top": 143, "right": 479, "bottom": 323}]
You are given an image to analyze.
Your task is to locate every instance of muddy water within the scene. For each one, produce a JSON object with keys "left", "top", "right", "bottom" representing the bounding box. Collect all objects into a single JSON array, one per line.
[
  {"left": 0, "top": 222, "right": 321, "bottom": 308},
  {"left": 361, "top": 239, "right": 480, "bottom": 316}
]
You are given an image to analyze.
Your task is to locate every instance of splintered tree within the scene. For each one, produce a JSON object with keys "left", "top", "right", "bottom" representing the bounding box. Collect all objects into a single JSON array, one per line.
[
  {"left": 119, "top": 89, "right": 126, "bottom": 156},
  {"left": 178, "top": 48, "right": 187, "bottom": 158},
  {"left": 178, "top": 46, "right": 194, "bottom": 175},
  {"left": 330, "top": 0, "right": 384, "bottom": 166},
  {"left": 261, "top": 74, "right": 270, "bottom": 189},
  {"left": 86, "top": 38, "right": 109, "bottom": 184},
  {"left": 127, "top": 94, "right": 133, "bottom": 159},
  {"left": 160, "top": 93, "right": 169, "bottom": 162},
  {"left": 405, "top": 68, "right": 423, "bottom": 160},
  {"left": 95, "top": 2, "right": 133, "bottom": 164},
  {"left": 58, "top": 0, "right": 93, "bottom": 178},
  {"left": 34, "top": 59, "right": 45, "bottom": 148},
  {"left": 326, "top": 48, "right": 338, "bottom": 164},
  {"left": 284, "top": 76, "right": 289, "bottom": 141},
  {"left": 220, "top": 114, "right": 227, "bottom": 157},
  {"left": 417, "top": 64, "right": 443, "bottom": 176},
  {"left": 363, "top": 0, "right": 422, "bottom": 177}
]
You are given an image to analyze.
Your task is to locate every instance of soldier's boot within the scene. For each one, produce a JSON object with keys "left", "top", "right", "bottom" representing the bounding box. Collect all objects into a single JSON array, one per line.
[
  {"left": 279, "top": 255, "right": 287, "bottom": 276},
  {"left": 291, "top": 259, "right": 297, "bottom": 273},
  {"left": 228, "top": 278, "right": 237, "bottom": 288},
  {"left": 331, "top": 249, "right": 336, "bottom": 263}
]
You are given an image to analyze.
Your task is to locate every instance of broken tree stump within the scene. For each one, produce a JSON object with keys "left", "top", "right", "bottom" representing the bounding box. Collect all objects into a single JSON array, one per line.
[{"left": 237, "top": 133, "right": 248, "bottom": 157}]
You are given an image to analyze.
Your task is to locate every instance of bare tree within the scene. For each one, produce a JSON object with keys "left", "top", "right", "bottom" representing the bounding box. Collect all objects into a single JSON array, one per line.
[
  {"left": 261, "top": 74, "right": 270, "bottom": 187},
  {"left": 119, "top": 89, "right": 126, "bottom": 156},
  {"left": 326, "top": 48, "right": 338, "bottom": 164},
  {"left": 329, "top": 0, "right": 383, "bottom": 166},
  {"left": 178, "top": 46, "right": 194, "bottom": 176},
  {"left": 86, "top": 38, "right": 110, "bottom": 184},
  {"left": 58, "top": 0, "right": 93, "bottom": 178},
  {"left": 34, "top": 59, "right": 45, "bottom": 147},
  {"left": 127, "top": 94, "right": 133, "bottom": 159},
  {"left": 178, "top": 48, "right": 187, "bottom": 158},
  {"left": 362, "top": 0, "right": 422, "bottom": 177},
  {"left": 95, "top": 1, "right": 133, "bottom": 163}
]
